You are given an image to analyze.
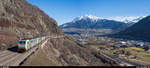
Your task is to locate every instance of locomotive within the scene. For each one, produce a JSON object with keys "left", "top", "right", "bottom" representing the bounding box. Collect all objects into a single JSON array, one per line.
[{"left": 18, "top": 37, "right": 47, "bottom": 52}]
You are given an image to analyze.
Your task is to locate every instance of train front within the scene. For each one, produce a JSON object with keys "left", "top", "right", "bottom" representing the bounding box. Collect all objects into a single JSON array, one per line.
[{"left": 18, "top": 40, "right": 26, "bottom": 52}]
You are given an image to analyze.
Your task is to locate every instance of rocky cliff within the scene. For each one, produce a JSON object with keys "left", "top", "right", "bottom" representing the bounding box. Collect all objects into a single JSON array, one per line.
[{"left": 0, "top": 0, "right": 63, "bottom": 50}]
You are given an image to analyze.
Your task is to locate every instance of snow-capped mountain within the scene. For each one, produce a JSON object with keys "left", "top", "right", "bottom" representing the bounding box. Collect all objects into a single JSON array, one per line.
[
  {"left": 60, "top": 14, "right": 147, "bottom": 35},
  {"left": 72, "top": 14, "right": 102, "bottom": 23},
  {"left": 60, "top": 14, "right": 128, "bottom": 30},
  {"left": 114, "top": 15, "right": 150, "bottom": 42},
  {"left": 70, "top": 14, "right": 146, "bottom": 24},
  {"left": 60, "top": 14, "right": 147, "bottom": 30},
  {"left": 107, "top": 16, "right": 146, "bottom": 23}
]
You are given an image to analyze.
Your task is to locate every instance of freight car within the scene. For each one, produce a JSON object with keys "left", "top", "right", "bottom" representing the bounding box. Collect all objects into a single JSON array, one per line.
[{"left": 18, "top": 36, "right": 47, "bottom": 52}]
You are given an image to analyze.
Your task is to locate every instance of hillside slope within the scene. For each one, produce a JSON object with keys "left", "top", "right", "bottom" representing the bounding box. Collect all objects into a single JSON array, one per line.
[
  {"left": 0, "top": 0, "right": 63, "bottom": 50},
  {"left": 23, "top": 36, "right": 107, "bottom": 66},
  {"left": 113, "top": 16, "right": 150, "bottom": 42}
]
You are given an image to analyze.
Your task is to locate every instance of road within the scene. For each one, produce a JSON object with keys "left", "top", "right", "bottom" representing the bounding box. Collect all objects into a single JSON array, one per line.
[{"left": 0, "top": 35, "right": 63, "bottom": 66}]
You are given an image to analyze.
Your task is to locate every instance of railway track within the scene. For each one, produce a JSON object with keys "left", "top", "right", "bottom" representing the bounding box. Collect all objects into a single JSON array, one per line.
[
  {"left": 0, "top": 35, "right": 63, "bottom": 66},
  {"left": 98, "top": 52, "right": 138, "bottom": 66}
]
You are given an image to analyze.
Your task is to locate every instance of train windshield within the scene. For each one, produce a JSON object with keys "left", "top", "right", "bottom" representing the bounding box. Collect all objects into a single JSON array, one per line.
[{"left": 19, "top": 41, "right": 26, "bottom": 44}]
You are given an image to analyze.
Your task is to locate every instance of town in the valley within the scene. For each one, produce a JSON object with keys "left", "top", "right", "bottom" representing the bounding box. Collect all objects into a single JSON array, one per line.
[{"left": 69, "top": 34, "right": 150, "bottom": 65}]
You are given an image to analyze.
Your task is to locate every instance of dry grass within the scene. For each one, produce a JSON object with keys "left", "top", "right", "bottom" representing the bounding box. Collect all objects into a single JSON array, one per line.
[
  {"left": 22, "top": 48, "right": 57, "bottom": 66},
  {"left": 90, "top": 45, "right": 150, "bottom": 64}
]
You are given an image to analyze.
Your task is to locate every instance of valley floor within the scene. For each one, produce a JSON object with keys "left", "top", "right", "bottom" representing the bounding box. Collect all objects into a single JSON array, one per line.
[{"left": 71, "top": 34, "right": 150, "bottom": 66}]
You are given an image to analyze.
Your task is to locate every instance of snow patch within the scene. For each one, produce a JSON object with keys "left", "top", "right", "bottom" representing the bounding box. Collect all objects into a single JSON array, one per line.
[{"left": 72, "top": 14, "right": 102, "bottom": 23}]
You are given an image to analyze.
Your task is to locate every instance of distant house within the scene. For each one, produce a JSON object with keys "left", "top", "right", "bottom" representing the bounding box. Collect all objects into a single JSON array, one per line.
[
  {"left": 113, "top": 44, "right": 122, "bottom": 48},
  {"left": 127, "top": 41, "right": 133, "bottom": 46},
  {"left": 120, "top": 41, "right": 127, "bottom": 45},
  {"left": 135, "top": 42, "right": 144, "bottom": 47},
  {"left": 78, "top": 39, "right": 88, "bottom": 42}
]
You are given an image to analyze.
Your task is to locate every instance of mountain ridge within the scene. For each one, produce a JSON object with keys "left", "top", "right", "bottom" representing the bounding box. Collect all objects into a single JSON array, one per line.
[
  {"left": 111, "top": 15, "right": 150, "bottom": 42},
  {"left": 64, "top": 15, "right": 146, "bottom": 24},
  {"left": 60, "top": 15, "right": 128, "bottom": 29},
  {"left": 60, "top": 15, "right": 132, "bottom": 35}
]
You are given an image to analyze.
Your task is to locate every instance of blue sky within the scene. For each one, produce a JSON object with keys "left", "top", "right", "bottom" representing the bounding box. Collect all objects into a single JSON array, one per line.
[{"left": 27, "top": 0, "right": 150, "bottom": 25}]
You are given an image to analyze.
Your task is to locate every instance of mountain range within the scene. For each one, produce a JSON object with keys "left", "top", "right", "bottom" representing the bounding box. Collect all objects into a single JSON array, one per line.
[
  {"left": 107, "top": 16, "right": 146, "bottom": 23},
  {"left": 60, "top": 15, "right": 145, "bottom": 35},
  {"left": 113, "top": 15, "right": 150, "bottom": 42}
]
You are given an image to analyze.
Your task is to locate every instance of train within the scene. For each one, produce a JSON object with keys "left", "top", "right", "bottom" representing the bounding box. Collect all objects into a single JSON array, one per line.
[{"left": 18, "top": 36, "right": 48, "bottom": 52}]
